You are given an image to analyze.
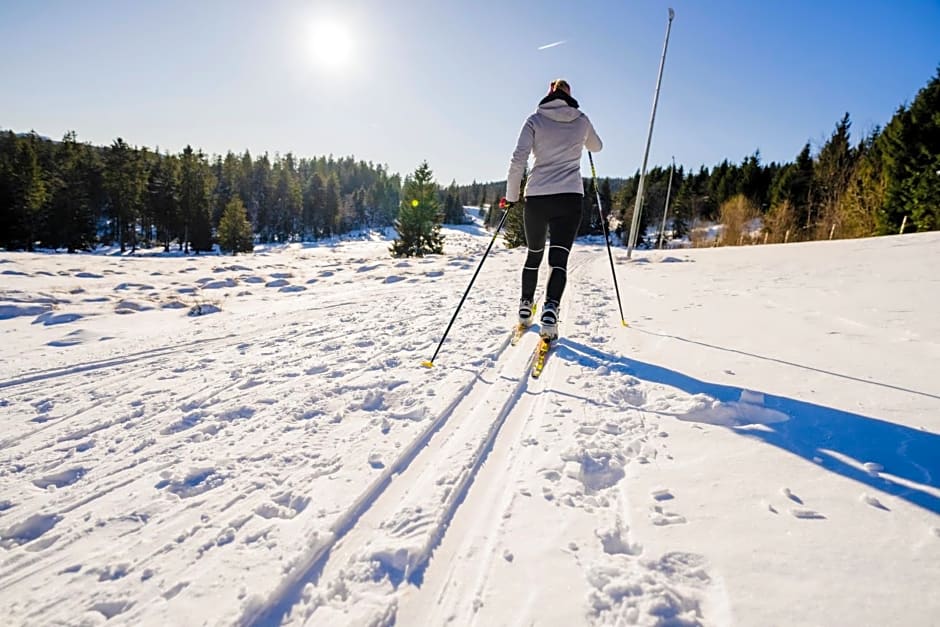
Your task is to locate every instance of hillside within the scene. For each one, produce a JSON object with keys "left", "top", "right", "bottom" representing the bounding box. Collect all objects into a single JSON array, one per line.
[{"left": 1, "top": 225, "right": 938, "bottom": 626}]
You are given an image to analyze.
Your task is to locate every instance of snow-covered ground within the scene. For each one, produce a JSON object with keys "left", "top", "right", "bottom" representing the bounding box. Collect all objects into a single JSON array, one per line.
[{"left": 1, "top": 218, "right": 938, "bottom": 626}]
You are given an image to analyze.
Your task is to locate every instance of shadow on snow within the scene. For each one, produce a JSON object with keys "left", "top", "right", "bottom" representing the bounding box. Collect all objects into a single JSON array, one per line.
[{"left": 555, "top": 339, "right": 940, "bottom": 516}]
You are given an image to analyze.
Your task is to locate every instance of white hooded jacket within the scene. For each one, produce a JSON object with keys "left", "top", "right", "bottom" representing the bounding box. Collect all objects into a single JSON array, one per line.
[{"left": 506, "top": 95, "right": 602, "bottom": 203}]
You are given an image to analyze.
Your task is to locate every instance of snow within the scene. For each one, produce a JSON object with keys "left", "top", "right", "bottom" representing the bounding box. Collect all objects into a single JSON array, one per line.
[{"left": 1, "top": 219, "right": 939, "bottom": 626}]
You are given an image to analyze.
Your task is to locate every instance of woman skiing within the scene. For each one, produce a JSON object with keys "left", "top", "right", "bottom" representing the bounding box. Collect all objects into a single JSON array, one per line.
[{"left": 505, "top": 78, "right": 603, "bottom": 341}]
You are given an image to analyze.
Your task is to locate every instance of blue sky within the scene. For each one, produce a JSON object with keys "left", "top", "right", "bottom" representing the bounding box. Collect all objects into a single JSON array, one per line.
[{"left": 2, "top": 0, "right": 938, "bottom": 185}]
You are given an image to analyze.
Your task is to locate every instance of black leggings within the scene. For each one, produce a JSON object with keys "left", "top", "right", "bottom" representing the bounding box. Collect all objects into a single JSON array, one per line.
[{"left": 521, "top": 193, "right": 582, "bottom": 306}]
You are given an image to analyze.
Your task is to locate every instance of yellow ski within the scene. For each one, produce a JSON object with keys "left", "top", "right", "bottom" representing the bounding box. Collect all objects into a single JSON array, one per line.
[
  {"left": 531, "top": 338, "right": 552, "bottom": 378},
  {"left": 510, "top": 323, "right": 528, "bottom": 346}
]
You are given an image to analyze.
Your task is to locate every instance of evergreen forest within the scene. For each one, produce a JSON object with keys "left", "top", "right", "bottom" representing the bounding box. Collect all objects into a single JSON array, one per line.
[{"left": 1, "top": 68, "right": 937, "bottom": 254}]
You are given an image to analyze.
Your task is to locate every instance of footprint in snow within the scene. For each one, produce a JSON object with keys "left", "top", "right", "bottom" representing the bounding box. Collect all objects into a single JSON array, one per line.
[
  {"left": 651, "top": 488, "right": 674, "bottom": 501},
  {"left": 33, "top": 467, "right": 87, "bottom": 489},
  {"left": 48, "top": 328, "right": 105, "bottom": 347},
  {"left": 161, "top": 412, "right": 205, "bottom": 434},
  {"left": 255, "top": 491, "right": 311, "bottom": 519},
  {"left": 155, "top": 468, "right": 224, "bottom": 499},
  {"left": 202, "top": 278, "right": 238, "bottom": 289},
  {"left": 0, "top": 513, "right": 62, "bottom": 549},
  {"left": 115, "top": 299, "right": 154, "bottom": 313},
  {"left": 114, "top": 282, "right": 155, "bottom": 291},
  {"left": 32, "top": 312, "right": 84, "bottom": 326},
  {"left": 650, "top": 504, "right": 686, "bottom": 526},
  {"left": 790, "top": 508, "right": 826, "bottom": 520},
  {"left": 781, "top": 487, "right": 803, "bottom": 504},
  {"left": 860, "top": 493, "right": 890, "bottom": 511}
]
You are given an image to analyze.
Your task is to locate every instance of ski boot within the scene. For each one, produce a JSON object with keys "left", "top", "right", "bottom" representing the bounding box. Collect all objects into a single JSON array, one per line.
[
  {"left": 540, "top": 300, "right": 559, "bottom": 342},
  {"left": 518, "top": 298, "right": 536, "bottom": 327}
]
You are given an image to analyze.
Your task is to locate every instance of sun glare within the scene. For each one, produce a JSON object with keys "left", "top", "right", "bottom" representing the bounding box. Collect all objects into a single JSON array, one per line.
[{"left": 308, "top": 19, "right": 354, "bottom": 72}]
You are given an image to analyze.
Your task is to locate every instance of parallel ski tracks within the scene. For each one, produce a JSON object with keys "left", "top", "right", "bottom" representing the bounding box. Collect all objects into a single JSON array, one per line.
[
  {"left": 396, "top": 252, "right": 600, "bottom": 625},
  {"left": 240, "top": 335, "right": 553, "bottom": 625},
  {"left": 241, "top": 253, "right": 591, "bottom": 626}
]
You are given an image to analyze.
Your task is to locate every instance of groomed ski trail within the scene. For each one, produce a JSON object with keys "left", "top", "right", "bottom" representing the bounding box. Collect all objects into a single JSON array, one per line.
[
  {"left": 240, "top": 328, "right": 551, "bottom": 625},
  {"left": 397, "top": 252, "right": 719, "bottom": 627}
]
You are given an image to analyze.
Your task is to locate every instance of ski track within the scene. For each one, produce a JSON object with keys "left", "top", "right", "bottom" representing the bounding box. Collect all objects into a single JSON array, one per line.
[
  {"left": 237, "top": 252, "right": 717, "bottom": 627},
  {"left": 239, "top": 330, "right": 528, "bottom": 626},
  {"left": 0, "top": 236, "right": 727, "bottom": 627},
  {"left": 394, "top": 254, "right": 714, "bottom": 627},
  {"left": 240, "top": 263, "right": 566, "bottom": 627},
  {"left": 0, "top": 240, "right": 517, "bottom": 625},
  {"left": 8, "top": 232, "right": 932, "bottom": 625}
]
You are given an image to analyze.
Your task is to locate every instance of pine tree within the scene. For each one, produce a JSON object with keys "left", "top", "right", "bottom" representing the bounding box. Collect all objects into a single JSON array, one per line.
[
  {"left": 323, "top": 175, "right": 340, "bottom": 238},
  {"left": 738, "top": 150, "right": 767, "bottom": 207},
  {"left": 443, "top": 180, "right": 464, "bottom": 224},
  {"left": 252, "top": 154, "right": 274, "bottom": 242},
  {"left": 217, "top": 197, "right": 254, "bottom": 254},
  {"left": 148, "top": 153, "right": 181, "bottom": 251},
  {"left": 179, "top": 145, "right": 214, "bottom": 253},
  {"left": 272, "top": 156, "right": 303, "bottom": 241},
  {"left": 901, "top": 67, "right": 940, "bottom": 232},
  {"left": 214, "top": 151, "right": 242, "bottom": 227},
  {"left": 670, "top": 169, "right": 694, "bottom": 242},
  {"left": 303, "top": 172, "right": 324, "bottom": 239},
  {"left": 48, "top": 132, "right": 95, "bottom": 252},
  {"left": 0, "top": 132, "right": 17, "bottom": 248},
  {"left": 390, "top": 161, "right": 444, "bottom": 257},
  {"left": 812, "top": 113, "right": 855, "bottom": 239},
  {"left": 10, "top": 133, "right": 49, "bottom": 250},
  {"left": 104, "top": 138, "right": 147, "bottom": 252},
  {"left": 767, "top": 144, "right": 813, "bottom": 241},
  {"left": 837, "top": 130, "right": 882, "bottom": 238}
]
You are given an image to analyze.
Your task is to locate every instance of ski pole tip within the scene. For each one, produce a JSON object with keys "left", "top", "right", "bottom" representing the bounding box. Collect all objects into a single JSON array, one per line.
[
  {"left": 421, "top": 360, "right": 434, "bottom": 368},
  {"left": 621, "top": 319, "right": 629, "bottom": 327}
]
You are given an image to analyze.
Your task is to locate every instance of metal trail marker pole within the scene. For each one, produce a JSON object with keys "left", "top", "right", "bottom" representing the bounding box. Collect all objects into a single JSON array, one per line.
[{"left": 626, "top": 8, "right": 675, "bottom": 259}]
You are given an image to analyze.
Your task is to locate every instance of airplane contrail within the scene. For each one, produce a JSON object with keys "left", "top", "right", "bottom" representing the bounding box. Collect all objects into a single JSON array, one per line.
[{"left": 537, "top": 40, "right": 567, "bottom": 50}]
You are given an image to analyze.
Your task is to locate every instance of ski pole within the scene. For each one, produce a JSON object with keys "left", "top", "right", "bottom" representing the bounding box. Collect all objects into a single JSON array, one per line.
[
  {"left": 589, "top": 152, "right": 628, "bottom": 327},
  {"left": 422, "top": 202, "right": 512, "bottom": 367}
]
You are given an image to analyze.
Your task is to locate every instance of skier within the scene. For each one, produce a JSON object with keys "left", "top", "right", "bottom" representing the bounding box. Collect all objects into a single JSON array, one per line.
[{"left": 505, "top": 78, "right": 603, "bottom": 341}]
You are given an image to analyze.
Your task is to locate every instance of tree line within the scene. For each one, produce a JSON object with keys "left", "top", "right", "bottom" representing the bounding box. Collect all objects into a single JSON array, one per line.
[
  {"left": 0, "top": 133, "right": 403, "bottom": 253},
  {"left": 470, "top": 67, "right": 939, "bottom": 248},
  {"left": 3, "top": 68, "right": 936, "bottom": 255}
]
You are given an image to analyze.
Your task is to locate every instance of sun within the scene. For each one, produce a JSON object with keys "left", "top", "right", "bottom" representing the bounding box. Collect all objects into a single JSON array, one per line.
[{"left": 307, "top": 19, "right": 354, "bottom": 72}]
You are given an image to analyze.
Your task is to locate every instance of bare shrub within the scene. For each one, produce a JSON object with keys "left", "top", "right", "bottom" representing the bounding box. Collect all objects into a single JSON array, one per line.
[{"left": 718, "top": 195, "right": 759, "bottom": 246}]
